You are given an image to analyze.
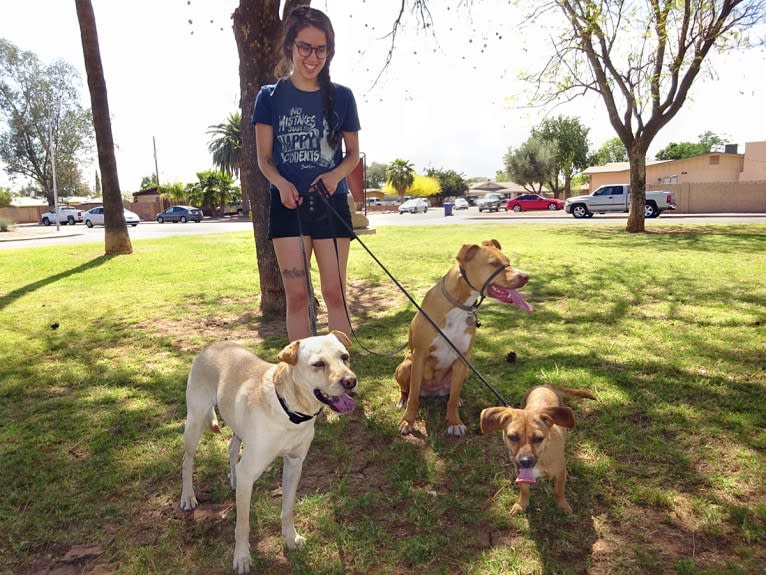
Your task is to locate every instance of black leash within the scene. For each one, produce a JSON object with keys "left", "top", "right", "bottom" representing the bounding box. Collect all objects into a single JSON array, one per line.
[{"left": 311, "top": 181, "right": 512, "bottom": 407}]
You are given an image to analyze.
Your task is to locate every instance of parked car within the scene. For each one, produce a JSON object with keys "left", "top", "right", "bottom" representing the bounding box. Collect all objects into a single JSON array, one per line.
[
  {"left": 83, "top": 206, "right": 140, "bottom": 228},
  {"left": 477, "top": 193, "right": 508, "bottom": 212},
  {"left": 565, "top": 184, "right": 676, "bottom": 218},
  {"left": 453, "top": 198, "right": 470, "bottom": 210},
  {"left": 155, "top": 205, "right": 203, "bottom": 223},
  {"left": 40, "top": 206, "right": 83, "bottom": 226},
  {"left": 506, "top": 194, "right": 565, "bottom": 212},
  {"left": 398, "top": 198, "right": 429, "bottom": 214}
]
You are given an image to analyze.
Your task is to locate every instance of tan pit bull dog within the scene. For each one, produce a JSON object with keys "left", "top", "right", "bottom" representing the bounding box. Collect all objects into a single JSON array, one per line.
[
  {"left": 480, "top": 385, "right": 596, "bottom": 515},
  {"left": 394, "top": 239, "right": 532, "bottom": 436},
  {"left": 180, "top": 332, "right": 357, "bottom": 575}
]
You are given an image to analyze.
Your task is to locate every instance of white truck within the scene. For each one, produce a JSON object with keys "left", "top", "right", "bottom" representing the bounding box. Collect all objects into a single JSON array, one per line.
[
  {"left": 565, "top": 184, "right": 676, "bottom": 219},
  {"left": 40, "top": 206, "right": 84, "bottom": 225}
]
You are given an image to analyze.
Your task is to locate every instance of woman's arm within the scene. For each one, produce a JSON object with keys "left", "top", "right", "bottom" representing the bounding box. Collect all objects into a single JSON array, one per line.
[{"left": 255, "top": 123, "right": 301, "bottom": 208}]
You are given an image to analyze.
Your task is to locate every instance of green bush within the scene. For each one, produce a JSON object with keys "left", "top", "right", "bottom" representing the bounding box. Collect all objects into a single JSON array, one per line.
[{"left": 0, "top": 218, "right": 12, "bottom": 232}]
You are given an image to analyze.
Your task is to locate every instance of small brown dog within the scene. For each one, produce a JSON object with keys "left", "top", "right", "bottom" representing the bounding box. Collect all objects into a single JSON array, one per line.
[
  {"left": 395, "top": 239, "right": 532, "bottom": 436},
  {"left": 480, "top": 385, "right": 596, "bottom": 515}
]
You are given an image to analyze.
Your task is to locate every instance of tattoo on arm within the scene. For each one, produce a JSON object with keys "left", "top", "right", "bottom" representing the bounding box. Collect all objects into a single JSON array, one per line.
[{"left": 283, "top": 266, "right": 307, "bottom": 278}]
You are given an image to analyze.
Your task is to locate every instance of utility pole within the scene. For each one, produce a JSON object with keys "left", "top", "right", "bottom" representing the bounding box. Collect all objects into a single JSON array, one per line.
[
  {"left": 153, "top": 136, "right": 161, "bottom": 211},
  {"left": 50, "top": 123, "right": 60, "bottom": 232}
]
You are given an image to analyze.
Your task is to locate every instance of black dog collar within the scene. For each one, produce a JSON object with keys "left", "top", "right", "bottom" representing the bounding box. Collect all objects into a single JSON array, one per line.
[{"left": 276, "top": 390, "right": 321, "bottom": 425}]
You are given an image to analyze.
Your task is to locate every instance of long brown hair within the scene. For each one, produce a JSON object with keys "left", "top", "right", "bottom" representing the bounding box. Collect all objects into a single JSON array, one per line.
[{"left": 278, "top": 5, "right": 341, "bottom": 149}]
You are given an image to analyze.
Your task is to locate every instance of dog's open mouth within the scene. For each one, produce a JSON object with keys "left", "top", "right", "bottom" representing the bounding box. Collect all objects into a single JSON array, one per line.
[
  {"left": 487, "top": 284, "right": 533, "bottom": 312},
  {"left": 314, "top": 389, "right": 356, "bottom": 414},
  {"left": 515, "top": 467, "right": 537, "bottom": 484}
]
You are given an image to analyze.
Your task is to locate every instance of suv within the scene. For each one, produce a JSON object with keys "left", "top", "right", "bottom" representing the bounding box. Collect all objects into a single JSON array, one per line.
[
  {"left": 477, "top": 193, "right": 508, "bottom": 212},
  {"left": 40, "top": 206, "right": 83, "bottom": 226}
]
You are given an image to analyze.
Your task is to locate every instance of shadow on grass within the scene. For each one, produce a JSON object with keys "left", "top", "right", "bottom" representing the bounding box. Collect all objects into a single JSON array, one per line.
[{"left": 0, "top": 254, "right": 114, "bottom": 311}]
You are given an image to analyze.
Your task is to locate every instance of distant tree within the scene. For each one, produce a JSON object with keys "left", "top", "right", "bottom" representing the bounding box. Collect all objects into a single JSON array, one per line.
[
  {"left": 503, "top": 136, "right": 557, "bottom": 193},
  {"left": 655, "top": 131, "right": 728, "bottom": 160},
  {"left": 386, "top": 158, "right": 416, "bottom": 199},
  {"left": 494, "top": 170, "right": 510, "bottom": 182},
  {"left": 140, "top": 174, "right": 158, "bottom": 190},
  {"left": 531, "top": 115, "right": 590, "bottom": 198},
  {"left": 0, "top": 187, "right": 11, "bottom": 208},
  {"left": 208, "top": 111, "right": 242, "bottom": 178},
  {"left": 94, "top": 170, "right": 101, "bottom": 196},
  {"left": 185, "top": 170, "right": 235, "bottom": 214},
  {"left": 520, "top": 0, "right": 766, "bottom": 232},
  {"left": 160, "top": 181, "right": 187, "bottom": 205},
  {"left": 365, "top": 161, "right": 388, "bottom": 189},
  {"left": 0, "top": 39, "right": 94, "bottom": 204},
  {"left": 590, "top": 137, "right": 628, "bottom": 165},
  {"left": 425, "top": 168, "right": 468, "bottom": 197}
]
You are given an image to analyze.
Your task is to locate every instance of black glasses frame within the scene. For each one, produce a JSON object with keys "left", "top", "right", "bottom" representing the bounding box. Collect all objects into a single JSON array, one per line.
[{"left": 294, "top": 41, "right": 328, "bottom": 59}]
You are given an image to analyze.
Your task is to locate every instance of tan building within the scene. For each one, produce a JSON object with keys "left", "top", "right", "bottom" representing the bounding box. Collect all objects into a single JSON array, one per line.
[{"left": 581, "top": 140, "right": 766, "bottom": 213}]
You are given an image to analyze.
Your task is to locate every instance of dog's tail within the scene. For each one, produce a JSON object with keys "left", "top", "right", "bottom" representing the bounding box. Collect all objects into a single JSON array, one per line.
[{"left": 550, "top": 385, "right": 597, "bottom": 401}]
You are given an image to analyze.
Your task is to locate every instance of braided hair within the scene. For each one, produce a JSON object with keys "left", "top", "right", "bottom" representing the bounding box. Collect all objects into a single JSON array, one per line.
[{"left": 280, "top": 5, "right": 341, "bottom": 150}]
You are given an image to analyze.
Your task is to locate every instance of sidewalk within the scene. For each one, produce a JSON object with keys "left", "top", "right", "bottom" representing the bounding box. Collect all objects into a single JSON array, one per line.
[{"left": 0, "top": 223, "right": 85, "bottom": 242}]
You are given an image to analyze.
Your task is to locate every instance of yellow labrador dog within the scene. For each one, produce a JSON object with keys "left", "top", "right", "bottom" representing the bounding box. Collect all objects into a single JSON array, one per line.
[
  {"left": 480, "top": 385, "right": 595, "bottom": 515},
  {"left": 395, "top": 239, "right": 532, "bottom": 436},
  {"left": 180, "top": 331, "right": 357, "bottom": 575}
]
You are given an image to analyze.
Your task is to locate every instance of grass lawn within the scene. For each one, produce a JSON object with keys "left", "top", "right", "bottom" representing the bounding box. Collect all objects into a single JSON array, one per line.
[{"left": 1, "top": 223, "right": 765, "bottom": 575}]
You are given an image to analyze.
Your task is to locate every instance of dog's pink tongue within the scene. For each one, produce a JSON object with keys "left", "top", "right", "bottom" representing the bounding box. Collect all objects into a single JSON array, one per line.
[
  {"left": 516, "top": 467, "right": 537, "bottom": 484},
  {"left": 487, "top": 284, "right": 533, "bottom": 312},
  {"left": 328, "top": 393, "right": 356, "bottom": 414}
]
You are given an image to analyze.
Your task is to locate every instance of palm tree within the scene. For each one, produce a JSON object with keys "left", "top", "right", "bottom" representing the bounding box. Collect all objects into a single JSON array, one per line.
[
  {"left": 74, "top": 0, "right": 131, "bottom": 254},
  {"left": 386, "top": 159, "right": 416, "bottom": 200},
  {"left": 185, "top": 170, "right": 235, "bottom": 215},
  {"left": 159, "top": 181, "right": 186, "bottom": 207},
  {"left": 207, "top": 111, "right": 241, "bottom": 178}
]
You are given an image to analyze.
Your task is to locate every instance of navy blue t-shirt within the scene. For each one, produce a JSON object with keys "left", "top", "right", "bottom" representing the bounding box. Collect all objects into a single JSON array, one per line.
[{"left": 252, "top": 78, "right": 361, "bottom": 196}]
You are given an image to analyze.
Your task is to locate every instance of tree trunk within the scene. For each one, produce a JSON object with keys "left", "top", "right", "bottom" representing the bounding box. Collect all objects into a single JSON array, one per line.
[
  {"left": 626, "top": 146, "right": 647, "bottom": 233},
  {"left": 74, "top": 0, "right": 132, "bottom": 254}
]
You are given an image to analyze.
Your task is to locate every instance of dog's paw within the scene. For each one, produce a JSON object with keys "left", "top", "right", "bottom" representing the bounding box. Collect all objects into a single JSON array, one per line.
[
  {"left": 556, "top": 498, "right": 573, "bottom": 514},
  {"left": 396, "top": 398, "right": 407, "bottom": 410},
  {"left": 286, "top": 533, "right": 306, "bottom": 550},
  {"left": 447, "top": 423, "right": 467, "bottom": 437},
  {"left": 398, "top": 420, "right": 414, "bottom": 435},
  {"left": 510, "top": 503, "right": 526, "bottom": 516},
  {"left": 179, "top": 493, "right": 198, "bottom": 512},
  {"left": 232, "top": 553, "right": 252, "bottom": 575}
]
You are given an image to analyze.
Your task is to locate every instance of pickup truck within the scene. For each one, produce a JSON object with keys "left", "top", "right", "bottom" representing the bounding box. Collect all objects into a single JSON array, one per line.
[
  {"left": 565, "top": 184, "right": 676, "bottom": 219},
  {"left": 40, "top": 206, "right": 84, "bottom": 225},
  {"left": 477, "top": 193, "right": 508, "bottom": 212}
]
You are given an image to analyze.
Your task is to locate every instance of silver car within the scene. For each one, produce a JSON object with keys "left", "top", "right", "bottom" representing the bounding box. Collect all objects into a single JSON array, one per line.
[
  {"left": 398, "top": 198, "right": 429, "bottom": 214},
  {"left": 155, "top": 205, "right": 203, "bottom": 223},
  {"left": 83, "top": 207, "right": 140, "bottom": 228}
]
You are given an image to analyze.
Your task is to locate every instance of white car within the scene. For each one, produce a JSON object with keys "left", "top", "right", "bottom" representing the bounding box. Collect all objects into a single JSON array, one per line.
[
  {"left": 453, "top": 198, "right": 470, "bottom": 210},
  {"left": 83, "top": 207, "right": 140, "bottom": 228},
  {"left": 398, "top": 198, "right": 429, "bottom": 214}
]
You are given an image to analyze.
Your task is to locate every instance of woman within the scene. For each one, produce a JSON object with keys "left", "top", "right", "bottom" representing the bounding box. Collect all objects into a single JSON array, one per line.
[{"left": 253, "top": 6, "right": 361, "bottom": 341}]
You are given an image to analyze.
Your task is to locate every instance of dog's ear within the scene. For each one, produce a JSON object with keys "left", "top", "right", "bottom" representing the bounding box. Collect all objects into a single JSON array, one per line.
[
  {"left": 278, "top": 340, "right": 301, "bottom": 365},
  {"left": 330, "top": 330, "right": 351, "bottom": 349},
  {"left": 480, "top": 406, "right": 514, "bottom": 434},
  {"left": 540, "top": 406, "right": 576, "bottom": 429},
  {"left": 482, "top": 239, "right": 502, "bottom": 250},
  {"left": 457, "top": 243, "right": 481, "bottom": 263}
]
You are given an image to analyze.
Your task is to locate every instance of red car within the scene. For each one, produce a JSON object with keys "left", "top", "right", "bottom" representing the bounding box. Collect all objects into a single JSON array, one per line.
[{"left": 506, "top": 194, "right": 565, "bottom": 212}]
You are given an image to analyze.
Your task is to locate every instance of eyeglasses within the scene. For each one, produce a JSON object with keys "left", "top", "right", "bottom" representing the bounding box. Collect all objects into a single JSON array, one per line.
[{"left": 294, "top": 41, "right": 328, "bottom": 59}]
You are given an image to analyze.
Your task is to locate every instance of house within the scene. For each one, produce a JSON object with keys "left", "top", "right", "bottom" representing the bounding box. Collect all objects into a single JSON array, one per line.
[{"left": 581, "top": 140, "right": 766, "bottom": 213}]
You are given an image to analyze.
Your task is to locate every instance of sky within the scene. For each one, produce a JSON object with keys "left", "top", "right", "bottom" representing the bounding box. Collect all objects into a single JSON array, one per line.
[{"left": 1, "top": 0, "right": 764, "bottom": 192}]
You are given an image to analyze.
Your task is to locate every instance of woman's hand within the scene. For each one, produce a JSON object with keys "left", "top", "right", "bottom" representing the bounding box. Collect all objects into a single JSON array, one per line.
[
  {"left": 311, "top": 172, "right": 341, "bottom": 195},
  {"left": 277, "top": 178, "right": 302, "bottom": 209}
]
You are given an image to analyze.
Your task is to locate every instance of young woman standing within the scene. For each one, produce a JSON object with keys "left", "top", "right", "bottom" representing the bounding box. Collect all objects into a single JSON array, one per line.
[{"left": 253, "top": 6, "right": 361, "bottom": 341}]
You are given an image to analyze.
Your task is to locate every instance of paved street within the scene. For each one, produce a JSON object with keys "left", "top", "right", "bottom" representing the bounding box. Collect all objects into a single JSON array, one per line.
[{"left": 2, "top": 209, "right": 765, "bottom": 250}]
